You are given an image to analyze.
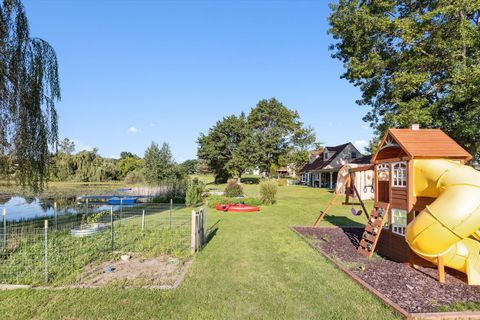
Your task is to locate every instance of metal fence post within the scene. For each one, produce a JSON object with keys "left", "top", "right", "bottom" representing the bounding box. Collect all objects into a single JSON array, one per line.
[
  {"left": 170, "top": 199, "right": 173, "bottom": 229},
  {"left": 2, "top": 208, "right": 6, "bottom": 250},
  {"left": 199, "top": 209, "right": 204, "bottom": 247},
  {"left": 141, "top": 209, "right": 145, "bottom": 232},
  {"left": 120, "top": 199, "right": 123, "bottom": 226},
  {"left": 205, "top": 201, "right": 208, "bottom": 238},
  {"left": 110, "top": 206, "right": 114, "bottom": 251},
  {"left": 54, "top": 201, "right": 57, "bottom": 230},
  {"left": 44, "top": 219, "right": 48, "bottom": 284},
  {"left": 191, "top": 210, "right": 196, "bottom": 254}
]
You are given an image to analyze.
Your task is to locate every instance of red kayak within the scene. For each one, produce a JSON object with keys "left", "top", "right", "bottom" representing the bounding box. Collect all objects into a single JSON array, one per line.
[{"left": 215, "top": 204, "right": 260, "bottom": 212}]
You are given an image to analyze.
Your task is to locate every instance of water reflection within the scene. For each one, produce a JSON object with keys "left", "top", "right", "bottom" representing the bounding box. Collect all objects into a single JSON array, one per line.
[{"left": 0, "top": 196, "right": 123, "bottom": 221}]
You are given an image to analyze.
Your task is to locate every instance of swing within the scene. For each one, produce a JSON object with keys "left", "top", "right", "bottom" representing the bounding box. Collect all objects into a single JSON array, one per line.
[
  {"left": 351, "top": 207, "right": 362, "bottom": 216},
  {"left": 348, "top": 176, "right": 363, "bottom": 216}
]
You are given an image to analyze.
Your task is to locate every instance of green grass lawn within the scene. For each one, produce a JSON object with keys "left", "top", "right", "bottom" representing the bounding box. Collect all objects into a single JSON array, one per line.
[
  {"left": 0, "top": 180, "right": 400, "bottom": 319},
  {"left": 0, "top": 204, "right": 192, "bottom": 286}
]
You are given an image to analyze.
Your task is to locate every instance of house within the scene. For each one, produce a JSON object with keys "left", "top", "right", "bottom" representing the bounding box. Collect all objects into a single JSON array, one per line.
[{"left": 299, "top": 143, "right": 366, "bottom": 189}]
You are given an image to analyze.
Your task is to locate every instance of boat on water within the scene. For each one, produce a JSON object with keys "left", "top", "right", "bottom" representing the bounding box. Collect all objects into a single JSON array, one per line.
[
  {"left": 107, "top": 197, "right": 137, "bottom": 205},
  {"left": 215, "top": 204, "right": 260, "bottom": 212}
]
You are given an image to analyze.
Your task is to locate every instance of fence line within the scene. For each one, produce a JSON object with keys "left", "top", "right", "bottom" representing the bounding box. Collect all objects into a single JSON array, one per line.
[{"left": 0, "top": 201, "right": 197, "bottom": 286}]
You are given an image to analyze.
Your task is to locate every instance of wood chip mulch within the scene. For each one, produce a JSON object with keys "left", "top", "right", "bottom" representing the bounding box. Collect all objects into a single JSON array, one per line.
[{"left": 293, "top": 226, "right": 480, "bottom": 313}]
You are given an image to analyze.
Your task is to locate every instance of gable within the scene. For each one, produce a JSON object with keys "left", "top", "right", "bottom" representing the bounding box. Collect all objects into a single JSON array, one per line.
[{"left": 373, "top": 133, "right": 408, "bottom": 162}]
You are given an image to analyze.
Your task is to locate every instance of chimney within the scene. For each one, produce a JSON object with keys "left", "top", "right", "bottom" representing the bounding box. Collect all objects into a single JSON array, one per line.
[{"left": 411, "top": 124, "right": 420, "bottom": 130}]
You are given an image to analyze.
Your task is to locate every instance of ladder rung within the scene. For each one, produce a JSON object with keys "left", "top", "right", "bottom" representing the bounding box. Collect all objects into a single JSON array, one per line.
[
  {"left": 364, "top": 225, "right": 379, "bottom": 235},
  {"left": 361, "top": 233, "right": 376, "bottom": 242},
  {"left": 358, "top": 203, "right": 390, "bottom": 258}
]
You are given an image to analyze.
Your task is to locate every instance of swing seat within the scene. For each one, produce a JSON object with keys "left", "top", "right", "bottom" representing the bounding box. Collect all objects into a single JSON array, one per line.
[{"left": 351, "top": 208, "right": 362, "bottom": 216}]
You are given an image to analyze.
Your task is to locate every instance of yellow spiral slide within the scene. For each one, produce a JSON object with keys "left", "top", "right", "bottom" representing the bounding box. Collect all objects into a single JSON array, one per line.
[{"left": 405, "top": 159, "right": 480, "bottom": 285}]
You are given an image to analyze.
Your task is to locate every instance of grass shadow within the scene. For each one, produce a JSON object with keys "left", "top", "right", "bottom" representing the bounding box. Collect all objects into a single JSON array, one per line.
[
  {"left": 240, "top": 177, "right": 260, "bottom": 184},
  {"left": 205, "top": 219, "right": 220, "bottom": 245},
  {"left": 323, "top": 215, "right": 365, "bottom": 227}
]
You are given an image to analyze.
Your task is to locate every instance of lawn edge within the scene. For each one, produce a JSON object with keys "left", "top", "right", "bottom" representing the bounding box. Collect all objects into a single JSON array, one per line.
[{"left": 290, "top": 226, "right": 480, "bottom": 320}]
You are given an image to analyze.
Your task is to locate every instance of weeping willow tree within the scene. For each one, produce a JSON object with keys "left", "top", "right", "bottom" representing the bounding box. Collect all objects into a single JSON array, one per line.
[{"left": 0, "top": 0, "right": 60, "bottom": 192}]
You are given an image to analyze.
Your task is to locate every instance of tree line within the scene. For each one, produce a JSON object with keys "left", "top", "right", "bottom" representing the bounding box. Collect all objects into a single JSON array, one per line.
[
  {"left": 48, "top": 138, "right": 197, "bottom": 184},
  {"left": 197, "top": 98, "right": 318, "bottom": 183}
]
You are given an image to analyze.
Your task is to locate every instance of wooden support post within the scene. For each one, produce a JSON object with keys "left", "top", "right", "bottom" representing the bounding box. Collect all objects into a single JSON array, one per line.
[
  {"left": 344, "top": 174, "right": 351, "bottom": 205},
  {"left": 438, "top": 255, "right": 446, "bottom": 284},
  {"left": 314, "top": 174, "right": 353, "bottom": 227},
  {"left": 313, "top": 192, "right": 340, "bottom": 227}
]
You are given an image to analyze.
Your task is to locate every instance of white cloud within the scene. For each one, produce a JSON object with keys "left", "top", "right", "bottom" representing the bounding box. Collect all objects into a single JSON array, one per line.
[
  {"left": 72, "top": 140, "right": 94, "bottom": 153},
  {"left": 126, "top": 126, "right": 141, "bottom": 134},
  {"left": 354, "top": 139, "right": 368, "bottom": 151}
]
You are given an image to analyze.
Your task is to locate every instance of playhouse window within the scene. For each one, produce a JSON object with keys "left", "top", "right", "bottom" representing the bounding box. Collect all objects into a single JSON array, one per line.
[
  {"left": 391, "top": 209, "right": 407, "bottom": 236},
  {"left": 392, "top": 162, "right": 407, "bottom": 187},
  {"left": 377, "top": 163, "right": 390, "bottom": 181}
]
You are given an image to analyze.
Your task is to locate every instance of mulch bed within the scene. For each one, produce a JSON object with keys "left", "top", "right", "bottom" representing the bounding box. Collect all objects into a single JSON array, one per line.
[{"left": 293, "top": 226, "right": 480, "bottom": 313}]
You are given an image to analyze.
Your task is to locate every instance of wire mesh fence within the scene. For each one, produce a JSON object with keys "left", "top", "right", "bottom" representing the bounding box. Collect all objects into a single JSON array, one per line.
[{"left": 0, "top": 202, "right": 193, "bottom": 286}]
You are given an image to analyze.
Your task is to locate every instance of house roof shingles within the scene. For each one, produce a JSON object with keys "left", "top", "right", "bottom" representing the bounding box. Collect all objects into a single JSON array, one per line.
[
  {"left": 299, "top": 143, "right": 351, "bottom": 172},
  {"left": 351, "top": 154, "right": 372, "bottom": 164}
]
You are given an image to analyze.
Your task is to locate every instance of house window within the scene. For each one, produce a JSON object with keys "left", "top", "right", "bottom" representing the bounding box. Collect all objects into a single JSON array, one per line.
[
  {"left": 323, "top": 152, "right": 329, "bottom": 160},
  {"left": 391, "top": 209, "right": 407, "bottom": 235},
  {"left": 351, "top": 152, "right": 357, "bottom": 159},
  {"left": 377, "top": 163, "right": 390, "bottom": 181},
  {"left": 392, "top": 162, "right": 407, "bottom": 187}
]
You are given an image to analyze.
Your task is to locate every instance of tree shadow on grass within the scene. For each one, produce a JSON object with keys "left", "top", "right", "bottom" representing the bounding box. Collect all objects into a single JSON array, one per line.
[{"left": 240, "top": 177, "right": 260, "bottom": 184}]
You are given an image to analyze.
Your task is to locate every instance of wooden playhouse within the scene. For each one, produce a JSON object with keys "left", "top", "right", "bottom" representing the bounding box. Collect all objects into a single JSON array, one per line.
[{"left": 361, "top": 126, "right": 472, "bottom": 267}]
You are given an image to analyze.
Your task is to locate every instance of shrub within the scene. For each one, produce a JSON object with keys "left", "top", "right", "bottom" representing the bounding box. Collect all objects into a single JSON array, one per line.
[
  {"left": 206, "top": 195, "right": 262, "bottom": 207},
  {"left": 260, "top": 180, "right": 278, "bottom": 205},
  {"left": 240, "top": 177, "right": 260, "bottom": 184},
  {"left": 277, "top": 178, "right": 287, "bottom": 187},
  {"left": 124, "top": 170, "right": 145, "bottom": 184},
  {"left": 224, "top": 179, "right": 244, "bottom": 197},
  {"left": 151, "top": 179, "right": 188, "bottom": 203},
  {"left": 185, "top": 178, "right": 205, "bottom": 207}
]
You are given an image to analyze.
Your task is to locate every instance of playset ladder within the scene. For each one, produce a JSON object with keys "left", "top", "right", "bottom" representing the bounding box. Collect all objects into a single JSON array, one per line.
[{"left": 357, "top": 202, "right": 390, "bottom": 258}]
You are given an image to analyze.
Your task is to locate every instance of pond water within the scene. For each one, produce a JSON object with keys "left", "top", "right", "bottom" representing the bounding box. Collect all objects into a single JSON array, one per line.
[{"left": 0, "top": 196, "right": 118, "bottom": 222}]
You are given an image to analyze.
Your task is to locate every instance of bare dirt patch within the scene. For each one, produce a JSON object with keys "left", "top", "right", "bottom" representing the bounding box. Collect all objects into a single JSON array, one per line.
[
  {"left": 76, "top": 254, "right": 191, "bottom": 288},
  {"left": 293, "top": 226, "right": 480, "bottom": 313}
]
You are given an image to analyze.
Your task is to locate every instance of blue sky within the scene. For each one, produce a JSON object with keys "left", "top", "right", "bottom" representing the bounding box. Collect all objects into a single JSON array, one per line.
[{"left": 24, "top": 0, "right": 373, "bottom": 162}]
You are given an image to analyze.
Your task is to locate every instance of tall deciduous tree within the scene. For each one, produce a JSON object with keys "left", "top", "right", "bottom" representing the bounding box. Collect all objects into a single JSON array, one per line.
[
  {"left": 144, "top": 142, "right": 177, "bottom": 184},
  {"left": 180, "top": 159, "right": 198, "bottom": 175},
  {"left": 197, "top": 113, "right": 255, "bottom": 183},
  {"left": 0, "top": 0, "right": 61, "bottom": 191},
  {"left": 247, "top": 98, "right": 315, "bottom": 176},
  {"left": 329, "top": 0, "right": 480, "bottom": 159}
]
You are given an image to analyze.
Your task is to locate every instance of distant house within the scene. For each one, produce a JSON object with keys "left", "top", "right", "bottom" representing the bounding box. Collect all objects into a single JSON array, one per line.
[{"left": 299, "top": 143, "right": 369, "bottom": 189}]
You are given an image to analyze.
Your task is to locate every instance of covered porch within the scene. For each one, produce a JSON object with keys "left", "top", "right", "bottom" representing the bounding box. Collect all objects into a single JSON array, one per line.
[{"left": 309, "top": 170, "right": 338, "bottom": 189}]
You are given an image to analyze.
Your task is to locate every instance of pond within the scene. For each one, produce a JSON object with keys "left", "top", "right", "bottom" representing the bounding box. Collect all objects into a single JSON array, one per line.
[{"left": 0, "top": 196, "right": 120, "bottom": 222}]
